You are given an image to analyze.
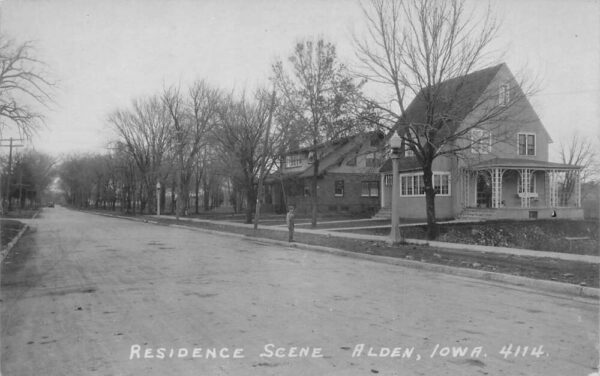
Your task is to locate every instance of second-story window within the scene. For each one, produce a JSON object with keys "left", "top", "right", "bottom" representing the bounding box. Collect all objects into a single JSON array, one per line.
[
  {"left": 365, "top": 152, "right": 381, "bottom": 167},
  {"left": 499, "top": 83, "right": 510, "bottom": 106},
  {"left": 285, "top": 154, "right": 302, "bottom": 168},
  {"left": 402, "top": 138, "right": 415, "bottom": 157},
  {"left": 470, "top": 128, "right": 491, "bottom": 154},
  {"left": 518, "top": 133, "right": 536, "bottom": 156}
]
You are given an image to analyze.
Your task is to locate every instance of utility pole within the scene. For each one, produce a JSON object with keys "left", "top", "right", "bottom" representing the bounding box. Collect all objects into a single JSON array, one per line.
[{"left": 1, "top": 138, "right": 25, "bottom": 212}]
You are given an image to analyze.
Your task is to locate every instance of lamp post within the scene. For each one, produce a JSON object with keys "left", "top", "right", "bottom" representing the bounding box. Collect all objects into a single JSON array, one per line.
[
  {"left": 389, "top": 132, "right": 403, "bottom": 244},
  {"left": 156, "top": 182, "right": 161, "bottom": 216}
]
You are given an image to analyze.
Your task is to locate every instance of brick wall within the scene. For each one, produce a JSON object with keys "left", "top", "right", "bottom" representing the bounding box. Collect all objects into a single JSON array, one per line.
[{"left": 284, "top": 173, "right": 381, "bottom": 215}]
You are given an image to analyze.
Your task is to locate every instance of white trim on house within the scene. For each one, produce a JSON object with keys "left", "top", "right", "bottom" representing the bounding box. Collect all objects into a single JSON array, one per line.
[{"left": 499, "top": 83, "right": 510, "bottom": 106}]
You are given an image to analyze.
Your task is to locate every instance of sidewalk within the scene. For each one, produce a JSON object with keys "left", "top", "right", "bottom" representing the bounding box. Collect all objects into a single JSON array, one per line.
[{"left": 152, "top": 215, "right": 600, "bottom": 264}]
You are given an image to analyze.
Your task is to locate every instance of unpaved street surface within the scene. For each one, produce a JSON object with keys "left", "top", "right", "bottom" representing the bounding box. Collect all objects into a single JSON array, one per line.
[{"left": 1, "top": 207, "right": 598, "bottom": 375}]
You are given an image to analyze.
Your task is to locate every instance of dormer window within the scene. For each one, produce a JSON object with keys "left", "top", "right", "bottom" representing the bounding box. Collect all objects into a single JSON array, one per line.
[
  {"left": 285, "top": 154, "right": 302, "bottom": 168},
  {"left": 402, "top": 132, "right": 416, "bottom": 157},
  {"left": 499, "top": 83, "right": 510, "bottom": 106},
  {"left": 365, "top": 152, "right": 381, "bottom": 167},
  {"left": 518, "top": 133, "right": 536, "bottom": 156},
  {"left": 470, "top": 128, "right": 491, "bottom": 154}
]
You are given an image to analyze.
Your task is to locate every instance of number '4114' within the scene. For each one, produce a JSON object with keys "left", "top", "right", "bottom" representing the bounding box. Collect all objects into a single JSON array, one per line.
[{"left": 499, "top": 344, "right": 546, "bottom": 359}]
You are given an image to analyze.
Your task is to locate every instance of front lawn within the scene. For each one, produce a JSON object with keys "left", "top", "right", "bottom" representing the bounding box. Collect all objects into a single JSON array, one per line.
[{"left": 1, "top": 220, "right": 25, "bottom": 248}]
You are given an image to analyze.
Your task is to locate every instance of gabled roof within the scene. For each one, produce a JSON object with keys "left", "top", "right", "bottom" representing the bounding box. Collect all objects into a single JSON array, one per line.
[
  {"left": 396, "top": 64, "right": 504, "bottom": 138},
  {"left": 276, "top": 131, "right": 384, "bottom": 179},
  {"left": 296, "top": 131, "right": 383, "bottom": 178}
]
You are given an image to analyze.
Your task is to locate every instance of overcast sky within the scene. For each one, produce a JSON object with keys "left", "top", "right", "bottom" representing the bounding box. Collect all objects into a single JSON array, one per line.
[{"left": 1, "top": 0, "right": 599, "bottom": 161}]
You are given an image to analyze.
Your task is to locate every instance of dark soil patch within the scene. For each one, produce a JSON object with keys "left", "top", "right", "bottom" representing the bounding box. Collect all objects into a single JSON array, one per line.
[
  {"left": 1, "top": 220, "right": 25, "bottom": 248},
  {"left": 148, "top": 216, "right": 599, "bottom": 288},
  {"left": 402, "top": 220, "right": 599, "bottom": 256},
  {"left": 344, "top": 220, "right": 599, "bottom": 256}
]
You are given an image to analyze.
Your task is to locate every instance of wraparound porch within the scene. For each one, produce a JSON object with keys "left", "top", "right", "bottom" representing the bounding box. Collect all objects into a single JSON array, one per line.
[{"left": 459, "top": 158, "right": 582, "bottom": 219}]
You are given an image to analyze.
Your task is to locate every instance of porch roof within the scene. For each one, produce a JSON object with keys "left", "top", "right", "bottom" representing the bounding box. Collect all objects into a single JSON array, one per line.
[{"left": 467, "top": 158, "right": 581, "bottom": 171}]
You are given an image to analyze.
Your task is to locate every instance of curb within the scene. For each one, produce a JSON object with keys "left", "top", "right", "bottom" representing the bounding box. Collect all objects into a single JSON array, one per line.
[
  {"left": 1, "top": 224, "right": 30, "bottom": 263},
  {"left": 87, "top": 211, "right": 600, "bottom": 300},
  {"left": 164, "top": 219, "right": 600, "bottom": 300}
]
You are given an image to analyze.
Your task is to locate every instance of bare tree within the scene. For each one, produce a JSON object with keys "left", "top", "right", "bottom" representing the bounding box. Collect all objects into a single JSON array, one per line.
[
  {"left": 8, "top": 149, "right": 55, "bottom": 209},
  {"left": 355, "top": 0, "right": 533, "bottom": 239},
  {"left": 557, "top": 132, "right": 599, "bottom": 205},
  {"left": 163, "top": 80, "right": 221, "bottom": 219},
  {"left": 108, "top": 95, "right": 172, "bottom": 213},
  {"left": 211, "top": 89, "right": 279, "bottom": 224},
  {"left": 272, "top": 38, "right": 365, "bottom": 227},
  {"left": 0, "top": 34, "right": 53, "bottom": 139}
]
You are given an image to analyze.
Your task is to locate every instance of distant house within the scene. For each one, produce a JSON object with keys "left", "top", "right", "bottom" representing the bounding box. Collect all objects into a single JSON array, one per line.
[
  {"left": 264, "top": 131, "right": 385, "bottom": 215},
  {"left": 377, "top": 63, "right": 583, "bottom": 221}
]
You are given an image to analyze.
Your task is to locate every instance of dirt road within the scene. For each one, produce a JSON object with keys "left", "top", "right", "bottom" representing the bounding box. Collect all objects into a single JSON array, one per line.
[{"left": 1, "top": 206, "right": 598, "bottom": 375}]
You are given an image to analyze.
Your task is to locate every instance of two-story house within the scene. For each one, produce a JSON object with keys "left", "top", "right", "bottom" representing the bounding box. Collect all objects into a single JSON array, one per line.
[
  {"left": 264, "top": 131, "right": 385, "bottom": 215},
  {"left": 378, "top": 63, "right": 583, "bottom": 221}
]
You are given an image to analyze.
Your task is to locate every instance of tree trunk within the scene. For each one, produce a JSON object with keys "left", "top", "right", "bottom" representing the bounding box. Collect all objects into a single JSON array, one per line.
[
  {"left": 171, "top": 179, "right": 176, "bottom": 214},
  {"left": 311, "top": 158, "right": 319, "bottom": 228},
  {"left": 203, "top": 178, "right": 210, "bottom": 211},
  {"left": 195, "top": 173, "right": 200, "bottom": 214},
  {"left": 422, "top": 163, "right": 438, "bottom": 240},
  {"left": 245, "top": 185, "right": 257, "bottom": 224}
]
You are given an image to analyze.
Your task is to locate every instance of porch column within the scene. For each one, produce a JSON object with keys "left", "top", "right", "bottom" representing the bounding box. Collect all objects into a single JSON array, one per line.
[
  {"left": 380, "top": 173, "right": 385, "bottom": 208},
  {"left": 548, "top": 170, "right": 558, "bottom": 207},
  {"left": 519, "top": 169, "right": 531, "bottom": 208},
  {"left": 491, "top": 168, "right": 504, "bottom": 208}
]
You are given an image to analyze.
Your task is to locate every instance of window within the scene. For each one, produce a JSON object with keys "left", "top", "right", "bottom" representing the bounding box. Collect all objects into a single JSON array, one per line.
[
  {"left": 334, "top": 180, "right": 344, "bottom": 197},
  {"left": 401, "top": 175, "right": 424, "bottom": 196},
  {"left": 285, "top": 154, "right": 302, "bottom": 168},
  {"left": 518, "top": 133, "right": 536, "bottom": 156},
  {"left": 403, "top": 140, "right": 415, "bottom": 157},
  {"left": 400, "top": 173, "right": 451, "bottom": 197},
  {"left": 434, "top": 174, "right": 450, "bottom": 195},
  {"left": 499, "top": 83, "right": 510, "bottom": 106},
  {"left": 518, "top": 172, "right": 536, "bottom": 193},
  {"left": 365, "top": 153, "right": 381, "bottom": 167},
  {"left": 470, "top": 128, "right": 491, "bottom": 154},
  {"left": 361, "top": 181, "right": 379, "bottom": 197}
]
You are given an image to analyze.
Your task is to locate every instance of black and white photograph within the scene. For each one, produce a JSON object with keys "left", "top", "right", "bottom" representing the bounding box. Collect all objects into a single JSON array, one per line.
[{"left": 1, "top": 0, "right": 599, "bottom": 375}]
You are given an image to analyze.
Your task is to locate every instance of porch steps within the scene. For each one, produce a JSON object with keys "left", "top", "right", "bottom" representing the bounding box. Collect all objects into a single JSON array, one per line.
[
  {"left": 457, "top": 208, "right": 496, "bottom": 221},
  {"left": 372, "top": 207, "right": 391, "bottom": 219}
]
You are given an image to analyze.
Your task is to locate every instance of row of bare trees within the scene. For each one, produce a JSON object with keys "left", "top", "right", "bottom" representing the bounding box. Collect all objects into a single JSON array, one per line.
[
  {"left": 7, "top": 0, "right": 597, "bottom": 234},
  {"left": 0, "top": 149, "right": 55, "bottom": 210},
  {"left": 59, "top": 35, "right": 368, "bottom": 224}
]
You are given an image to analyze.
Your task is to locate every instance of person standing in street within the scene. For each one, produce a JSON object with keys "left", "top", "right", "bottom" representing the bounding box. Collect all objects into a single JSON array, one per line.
[{"left": 286, "top": 205, "right": 296, "bottom": 242}]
